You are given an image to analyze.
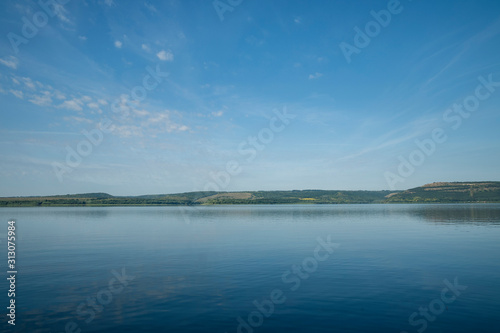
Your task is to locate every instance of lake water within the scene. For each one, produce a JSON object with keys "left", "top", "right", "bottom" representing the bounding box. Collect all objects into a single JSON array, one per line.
[{"left": 1, "top": 204, "right": 499, "bottom": 333}]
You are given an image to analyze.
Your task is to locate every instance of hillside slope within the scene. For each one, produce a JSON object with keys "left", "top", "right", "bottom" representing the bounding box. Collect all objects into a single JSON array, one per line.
[
  {"left": 0, "top": 190, "right": 392, "bottom": 206},
  {"left": 384, "top": 182, "right": 500, "bottom": 203},
  {"left": 2, "top": 182, "right": 500, "bottom": 206}
]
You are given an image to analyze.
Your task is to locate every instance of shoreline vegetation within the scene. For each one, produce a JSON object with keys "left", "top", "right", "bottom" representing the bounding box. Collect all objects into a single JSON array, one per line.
[{"left": 1, "top": 182, "right": 500, "bottom": 207}]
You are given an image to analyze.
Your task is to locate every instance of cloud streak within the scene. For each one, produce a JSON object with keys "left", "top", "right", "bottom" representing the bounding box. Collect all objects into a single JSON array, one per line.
[
  {"left": 0, "top": 56, "right": 19, "bottom": 70},
  {"left": 157, "top": 50, "right": 174, "bottom": 61}
]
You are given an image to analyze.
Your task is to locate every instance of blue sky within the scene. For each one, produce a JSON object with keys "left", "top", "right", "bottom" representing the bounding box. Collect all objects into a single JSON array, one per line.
[{"left": 1, "top": 0, "right": 499, "bottom": 196}]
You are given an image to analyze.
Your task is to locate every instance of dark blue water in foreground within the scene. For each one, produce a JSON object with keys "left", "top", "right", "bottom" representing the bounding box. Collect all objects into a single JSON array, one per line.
[{"left": 1, "top": 204, "right": 499, "bottom": 333}]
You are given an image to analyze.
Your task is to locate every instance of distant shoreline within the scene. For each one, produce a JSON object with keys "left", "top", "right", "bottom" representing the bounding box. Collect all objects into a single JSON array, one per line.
[
  {"left": 1, "top": 202, "right": 499, "bottom": 208},
  {"left": 2, "top": 182, "right": 500, "bottom": 207}
]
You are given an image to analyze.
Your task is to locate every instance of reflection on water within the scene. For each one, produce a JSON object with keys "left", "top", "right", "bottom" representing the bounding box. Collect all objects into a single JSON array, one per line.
[
  {"left": 0, "top": 204, "right": 499, "bottom": 333},
  {"left": 411, "top": 204, "right": 500, "bottom": 224},
  {"left": 10, "top": 203, "right": 500, "bottom": 224}
]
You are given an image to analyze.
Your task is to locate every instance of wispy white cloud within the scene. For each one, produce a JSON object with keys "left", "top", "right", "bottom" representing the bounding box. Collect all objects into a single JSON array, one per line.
[
  {"left": 87, "top": 102, "right": 99, "bottom": 109},
  {"left": 19, "top": 77, "right": 36, "bottom": 90},
  {"left": 112, "top": 125, "right": 143, "bottom": 138},
  {"left": 114, "top": 40, "right": 123, "bottom": 48},
  {"left": 0, "top": 56, "right": 19, "bottom": 70},
  {"left": 108, "top": 108, "right": 190, "bottom": 138},
  {"left": 59, "top": 99, "right": 83, "bottom": 111},
  {"left": 29, "top": 93, "right": 53, "bottom": 106},
  {"left": 63, "top": 116, "right": 93, "bottom": 124},
  {"left": 9, "top": 89, "right": 23, "bottom": 99},
  {"left": 141, "top": 44, "right": 151, "bottom": 52},
  {"left": 245, "top": 35, "right": 265, "bottom": 47},
  {"left": 144, "top": 111, "right": 189, "bottom": 133},
  {"left": 54, "top": 4, "right": 71, "bottom": 24},
  {"left": 337, "top": 116, "right": 440, "bottom": 162},
  {"left": 54, "top": 90, "right": 66, "bottom": 100},
  {"left": 308, "top": 72, "right": 323, "bottom": 80},
  {"left": 157, "top": 50, "right": 174, "bottom": 61},
  {"left": 134, "top": 109, "right": 149, "bottom": 117},
  {"left": 79, "top": 35, "right": 88, "bottom": 41},
  {"left": 6, "top": 76, "right": 69, "bottom": 107},
  {"left": 420, "top": 17, "right": 500, "bottom": 89},
  {"left": 144, "top": 2, "right": 157, "bottom": 13}
]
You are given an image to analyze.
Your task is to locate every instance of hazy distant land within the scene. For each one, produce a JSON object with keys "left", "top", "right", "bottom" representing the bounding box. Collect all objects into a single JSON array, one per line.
[{"left": 1, "top": 182, "right": 500, "bottom": 207}]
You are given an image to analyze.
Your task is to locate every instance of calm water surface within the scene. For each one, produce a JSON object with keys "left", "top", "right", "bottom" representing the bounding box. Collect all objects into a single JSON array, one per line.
[{"left": 1, "top": 204, "right": 499, "bottom": 332}]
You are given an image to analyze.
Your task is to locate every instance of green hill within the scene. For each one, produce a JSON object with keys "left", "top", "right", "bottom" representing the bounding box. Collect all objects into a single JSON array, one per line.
[
  {"left": 1, "top": 182, "right": 500, "bottom": 207},
  {"left": 384, "top": 182, "right": 500, "bottom": 203}
]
